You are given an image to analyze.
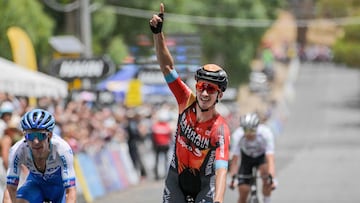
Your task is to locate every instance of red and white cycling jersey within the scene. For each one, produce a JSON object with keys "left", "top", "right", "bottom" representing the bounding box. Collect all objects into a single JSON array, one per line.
[
  {"left": 230, "top": 124, "right": 275, "bottom": 158},
  {"left": 166, "top": 73, "right": 230, "bottom": 176}
]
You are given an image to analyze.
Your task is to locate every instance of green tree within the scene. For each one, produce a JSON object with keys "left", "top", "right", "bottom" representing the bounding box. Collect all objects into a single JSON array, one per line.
[
  {"left": 316, "top": 0, "right": 360, "bottom": 68},
  {"left": 107, "top": 0, "right": 285, "bottom": 85},
  {"left": 191, "top": 0, "right": 284, "bottom": 85},
  {"left": 333, "top": 22, "right": 360, "bottom": 68},
  {"left": 1, "top": 0, "right": 286, "bottom": 85},
  {"left": 0, "top": 0, "right": 54, "bottom": 71}
]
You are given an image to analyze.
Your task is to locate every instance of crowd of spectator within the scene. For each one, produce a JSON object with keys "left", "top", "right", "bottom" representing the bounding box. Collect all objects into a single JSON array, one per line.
[{"left": 0, "top": 91, "right": 183, "bottom": 180}]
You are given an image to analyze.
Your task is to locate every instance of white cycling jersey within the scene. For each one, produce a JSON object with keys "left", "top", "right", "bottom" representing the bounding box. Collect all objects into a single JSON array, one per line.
[
  {"left": 230, "top": 124, "right": 275, "bottom": 158},
  {"left": 6, "top": 135, "right": 76, "bottom": 188}
]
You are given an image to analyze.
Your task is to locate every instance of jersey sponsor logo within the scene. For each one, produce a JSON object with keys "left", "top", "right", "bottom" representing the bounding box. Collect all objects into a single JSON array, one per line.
[
  {"left": 240, "top": 137, "right": 266, "bottom": 157},
  {"left": 7, "top": 176, "right": 19, "bottom": 185},
  {"left": 179, "top": 114, "right": 210, "bottom": 149},
  {"left": 63, "top": 177, "right": 76, "bottom": 187},
  {"left": 177, "top": 136, "right": 202, "bottom": 157},
  {"left": 206, "top": 176, "right": 216, "bottom": 198},
  {"left": 13, "top": 155, "right": 20, "bottom": 174},
  {"left": 205, "top": 150, "right": 215, "bottom": 176},
  {"left": 170, "top": 152, "right": 176, "bottom": 168},
  {"left": 163, "top": 185, "right": 171, "bottom": 203},
  {"left": 60, "top": 155, "right": 68, "bottom": 175},
  {"left": 218, "top": 126, "right": 225, "bottom": 158}
]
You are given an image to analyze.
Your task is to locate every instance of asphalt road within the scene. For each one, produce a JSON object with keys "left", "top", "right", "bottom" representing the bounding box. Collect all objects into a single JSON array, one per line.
[{"left": 95, "top": 61, "right": 360, "bottom": 203}]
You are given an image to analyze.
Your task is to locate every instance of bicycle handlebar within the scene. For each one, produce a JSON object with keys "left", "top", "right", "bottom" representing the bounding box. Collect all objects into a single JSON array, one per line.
[
  {"left": 229, "top": 174, "right": 273, "bottom": 190},
  {"left": 233, "top": 174, "right": 272, "bottom": 181}
]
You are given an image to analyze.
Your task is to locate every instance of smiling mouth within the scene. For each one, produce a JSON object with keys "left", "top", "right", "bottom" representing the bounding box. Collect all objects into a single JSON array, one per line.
[
  {"left": 199, "top": 96, "right": 210, "bottom": 101},
  {"left": 32, "top": 146, "right": 43, "bottom": 151}
]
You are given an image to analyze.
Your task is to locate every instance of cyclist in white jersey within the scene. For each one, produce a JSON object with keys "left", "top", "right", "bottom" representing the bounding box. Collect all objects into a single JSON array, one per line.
[
  {"left": 229, "top": 113, "right": 276, "bottom": 203},
  {"left": 2, "top": 109, "right": 76, "bottom": 203}
]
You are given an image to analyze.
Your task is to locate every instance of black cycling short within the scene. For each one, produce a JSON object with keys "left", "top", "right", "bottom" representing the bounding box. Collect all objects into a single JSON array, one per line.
[
  {"left": 163, "top": 168, "right": 215, "bottom": 203},
  {"left": 237, "top": 151, "right": 266, "bottom": 185}
]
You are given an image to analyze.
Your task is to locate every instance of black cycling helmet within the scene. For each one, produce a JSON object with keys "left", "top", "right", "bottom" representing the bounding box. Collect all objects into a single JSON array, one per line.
[
  {"left": 240, "top": 113, "right": 260, "bottom": 129},
  {"left": 21, "top": 109, "right": 55, "bottom": 132},
  {"left": 195, "top": 64, "right": 228, "bottom": 92}
]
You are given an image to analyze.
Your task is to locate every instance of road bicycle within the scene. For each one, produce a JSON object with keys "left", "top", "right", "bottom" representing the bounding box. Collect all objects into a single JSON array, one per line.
[{"left": 230, "top": 167, "right": 272, "bottom": 203}]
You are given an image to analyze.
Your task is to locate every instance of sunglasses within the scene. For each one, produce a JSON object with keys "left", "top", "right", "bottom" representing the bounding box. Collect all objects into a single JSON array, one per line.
[
  {"left": 25, "top": 132, "right": 49, "bottom": 141},
  {"left": 196, "top": 81, "right": 220, "bottom": 94}
]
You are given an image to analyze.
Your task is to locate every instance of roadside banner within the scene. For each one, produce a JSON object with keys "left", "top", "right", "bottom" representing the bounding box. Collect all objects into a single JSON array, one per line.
[
  {"left": 76, "top": 153, "right": 105, "bottom": 201},
  {"left": 7, "top": 26, "right": 37, "bottom": 71},
  {"left": 124, "top": 79, "right": 143, "bottom": 107},
  {"left": 93, "top": 149, "right": 122, "bottom": 192},
  {"left": 109, "top": 149, "right": 130, "bottom": 189}
]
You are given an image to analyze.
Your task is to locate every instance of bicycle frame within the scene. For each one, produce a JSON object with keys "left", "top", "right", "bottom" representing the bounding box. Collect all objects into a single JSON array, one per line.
[
  {"left": 232, "top": 166, "right": 261, "bottom": 203},
  {"left": 247, "top": 167, "right": 259, "bottom": 203}
]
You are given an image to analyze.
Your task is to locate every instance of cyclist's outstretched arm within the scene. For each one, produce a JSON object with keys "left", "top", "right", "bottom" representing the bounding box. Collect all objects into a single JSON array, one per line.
[
  {"left": 3, "top": 185, "right": 17, "bottom": 203},
  {"left": 65, "top": 187, "right": 77, "bottom": 203},
  {"left": 150, "top": 3, "right": 175, "bottom": 75}
]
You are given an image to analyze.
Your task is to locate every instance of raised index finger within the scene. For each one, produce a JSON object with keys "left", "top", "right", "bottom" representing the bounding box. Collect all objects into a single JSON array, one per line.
[{"left": 160, "top": 3, "right": 165, "bottom": 14}]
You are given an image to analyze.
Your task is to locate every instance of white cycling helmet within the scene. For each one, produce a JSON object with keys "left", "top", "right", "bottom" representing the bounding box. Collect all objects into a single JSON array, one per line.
[{"left": 240, "top": 113, "right": 260, "bottom": 129}]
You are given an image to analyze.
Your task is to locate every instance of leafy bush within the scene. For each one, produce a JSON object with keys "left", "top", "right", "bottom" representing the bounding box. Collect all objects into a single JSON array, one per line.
[{"left": 332, "top": 25, "right": 360, "bottom": 69}]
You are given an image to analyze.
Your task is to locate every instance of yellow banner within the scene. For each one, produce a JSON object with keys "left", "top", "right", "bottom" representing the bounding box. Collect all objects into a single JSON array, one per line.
[
  {"left": 7, "top": 26, "right": 38, "bottom": 71},
  {"left": 124, "top": 79, "right": 142, "bottom": 107}
]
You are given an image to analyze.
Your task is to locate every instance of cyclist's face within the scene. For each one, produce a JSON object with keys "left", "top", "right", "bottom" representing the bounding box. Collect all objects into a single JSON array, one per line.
[
  {"left": 244, "top": 128, "right": 256, "bottom": 140},
  {"left": 24, "top": 130, "right": 52, "bottom": 158},
  {"left": 196, "top": 80, "right": 222, "bottom": 109}
]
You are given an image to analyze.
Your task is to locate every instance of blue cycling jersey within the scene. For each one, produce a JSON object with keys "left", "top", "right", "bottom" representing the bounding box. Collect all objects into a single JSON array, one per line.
[{"left": 6, "top": 135, "right": 76, "bottom": 203}]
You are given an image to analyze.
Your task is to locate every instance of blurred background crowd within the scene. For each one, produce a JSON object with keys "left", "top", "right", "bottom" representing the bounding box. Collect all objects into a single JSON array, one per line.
[{"left": 0, "top": 92, "right": 179, "bottom": 175}]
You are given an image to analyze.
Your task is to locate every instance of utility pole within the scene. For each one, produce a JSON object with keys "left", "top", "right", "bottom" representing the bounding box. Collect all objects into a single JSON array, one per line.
[
  {"left": 288, "top": 0, "right": 315, "bottom": 48},
  {"left": 80, "top": 0, "right": 92, "bottom": 58}
]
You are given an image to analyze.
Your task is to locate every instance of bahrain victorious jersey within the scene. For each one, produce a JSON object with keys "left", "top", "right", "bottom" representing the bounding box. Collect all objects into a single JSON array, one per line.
[
  {"left": 6, "top": 135, "right": 76, "bottom": 189},
  {"left": 167, "top": 74, "right": 230, "bottom": 176}
]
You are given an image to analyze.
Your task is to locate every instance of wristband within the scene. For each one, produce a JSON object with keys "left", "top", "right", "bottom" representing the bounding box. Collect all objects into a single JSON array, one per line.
[
  {"left": 164, "top": 69, "right": 179, "bottom": 83},
  {"left": 150, "top": 13, "right": 164, "bottom": 34}
]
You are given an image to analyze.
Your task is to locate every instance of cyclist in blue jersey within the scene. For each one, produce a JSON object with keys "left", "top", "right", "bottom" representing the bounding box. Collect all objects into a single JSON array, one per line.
[{"left": 2, "top": 109, "right": 76, "bottom": 203}]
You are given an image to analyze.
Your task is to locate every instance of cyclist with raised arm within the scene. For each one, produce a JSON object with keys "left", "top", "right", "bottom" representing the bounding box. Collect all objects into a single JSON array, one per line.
[
  {"left": 2, "top": 109, "right": 76, "bottom": 203},
  {"left": 149, "top": 3, "right": 230, "bottom": 203},
  {"left": 229, "top": 113, "right": 276, "bottom": 203}
]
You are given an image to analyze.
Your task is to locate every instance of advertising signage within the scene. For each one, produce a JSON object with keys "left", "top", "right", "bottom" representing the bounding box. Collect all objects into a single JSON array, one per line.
[{"left": 50, "top": 56, "right": 114, "bottom": 80}]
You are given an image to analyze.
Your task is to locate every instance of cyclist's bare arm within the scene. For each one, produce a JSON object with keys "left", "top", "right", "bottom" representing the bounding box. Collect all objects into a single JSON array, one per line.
[
  {"left": 214, "top": 167, "right": 227, "bottom": 203},
  {"left": 65, "top": 187, "right": 77, "bottom": 203},
  {"left": 3, "top": 185, "right": 17, "bottom": 203},
  {"left": 151, "top": 3, "right": 175, "bottom": 75},
  {"left": 229, "top": 155, "right": 240, "bottom": 178},
  {"left": 266, "top": 153, "right": 276, "bottom": 178}
]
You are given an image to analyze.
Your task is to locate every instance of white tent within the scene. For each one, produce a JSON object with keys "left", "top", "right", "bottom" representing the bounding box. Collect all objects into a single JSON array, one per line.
[{"left": 0, "top": 57, "right": 68, "bottom": 98}]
